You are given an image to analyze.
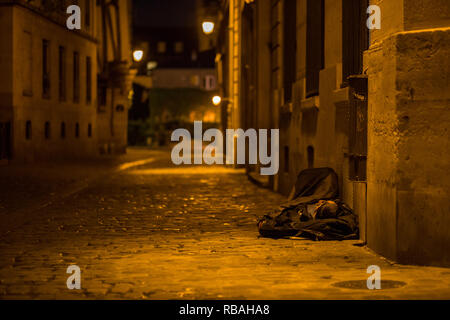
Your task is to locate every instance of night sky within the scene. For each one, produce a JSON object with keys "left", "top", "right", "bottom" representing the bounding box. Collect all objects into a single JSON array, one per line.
[{"left": 133, "top": 0, "right": 197, "bottom": 28}]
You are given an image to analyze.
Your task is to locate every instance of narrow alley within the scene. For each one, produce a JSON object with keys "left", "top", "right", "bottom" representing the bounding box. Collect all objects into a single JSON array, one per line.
[
  {"left": 0, "top": 0, "right": 449, "bottom": 305},
  {"left": 1, "top": 148, "right": 449, "bottom": 300}
]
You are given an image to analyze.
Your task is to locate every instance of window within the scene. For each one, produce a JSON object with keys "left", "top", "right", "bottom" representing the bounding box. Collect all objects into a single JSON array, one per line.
[
  {"left": 307, "top": 146, "right": 314, "bottom": 169},
  {"left": 284, "top": 146, "right": 290, "bottom": 173},
  {"left": 0, "top": 121, "right": 12, "bottom": 160},
  {"left": 86, "top": 56, "right": 92, "bottom": 104},
  {"left": 98, "top": 76, "right": 107, "bottom": 107},
  {"left": 204, "top": 75, "right": 216, "bottom": 90},
  {"left": 283, "top": 0, "right": 297, "bottom": 103},
  {"left": 157, "top": 41, "right": 167, "bottom": 53},
  {"left": 44, "top": 122, "right": 51, "bottom": 140},
  {"left": 191, "top": 50, "right": 198, "bottom": 61},
  {"left": 348, "top": 76, "right": 368, "bottom": 181},
  {"left": 60, "top": 122, "right": 66, "bottom": 139},
  {"left": 59, "top": 46, "right": 66, "bottom": 101},
  {"left": 23, "top": 31, "right": 33, "bottom": 96},
  {"left": 87, "top": 123, "right": 92, "bottom": 138},
  {"left": 73, "top": 51, "right": 80, "bottom": 103},
  {"left": 190, "top": 75, "right": 200, "bottom": 86},
  {"left": 85, "top": 0, "right": 91, "bottom": 28},
  {"left": 75, "top": 123, "right": 80, "bottom": 138},
  {"left": 306, "top": 0, "right": 324, "bottom": 97},
  {"left": 0, "top": 122, "right": 12, "bottom": 160},
  {"left": 174, "top": 41, "right": 184, "bottom": 53},
  {"left": 42, "top": 39, "right": 50, "bottom": 98},
  {"left": 342, "top": 0, "right": 369, "bottom": 85},
  {"left": 25, "top": 121, "right": 32, "bottom": 140}
]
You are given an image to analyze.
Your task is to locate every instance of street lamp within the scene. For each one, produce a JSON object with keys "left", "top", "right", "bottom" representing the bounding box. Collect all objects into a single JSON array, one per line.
[
  {"left": 133, "top": 50, "right": 144, "bottom": 62},
  {"left": 202, "top": 21, "right": 215, "bottom": 35},
  {"left": 212, "top": 95, "right": 233, "bottom": 106},
  {"left": 212, "top": 95, "right": 222, "bottom": 106}
]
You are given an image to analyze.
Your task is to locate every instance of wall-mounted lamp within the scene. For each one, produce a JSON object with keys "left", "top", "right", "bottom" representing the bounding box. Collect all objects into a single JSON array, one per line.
[
  {"left": 133, "top": 50, "right": 144, "bottom": 62},
  {"left": 212, "top": 95, "right": 222, "bottom": 106},
  {"left": 212, "top": 95, "right": 233, "bottom": 106},
  {"left": 202, "top": 21, "right": 215, "bottom": 35}
]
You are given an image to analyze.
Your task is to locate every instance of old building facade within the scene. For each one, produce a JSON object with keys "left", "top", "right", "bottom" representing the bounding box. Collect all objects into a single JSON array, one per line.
[
  {"left": 216, "top": 0, "right": 450, "bottom": 266},
  {"left": 0, "top": 0, "right": 134, "bottom": 162},
  {"left": 129, "top": 1, "right": 218, "bottom": 146}
]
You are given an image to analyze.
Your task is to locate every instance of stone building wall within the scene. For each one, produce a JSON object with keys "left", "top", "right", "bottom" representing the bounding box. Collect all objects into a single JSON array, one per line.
[
  {"left": 365, "top": 0, "right": 450, "bottom": 266},
  {"left": 0, "top": 0, "right": 134, "bottom": 162},
  {"left": 0, "top": 1, "right": 98, "bottom": 163},
  {"left": 219, "top": 0, "right": 450, "bottom": 266},
  {"left": 96, "top": 0, "right": 134, "bottom": 155}
]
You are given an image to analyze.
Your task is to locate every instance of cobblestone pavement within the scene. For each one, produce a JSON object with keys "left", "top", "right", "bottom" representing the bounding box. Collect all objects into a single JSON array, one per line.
[{"left": 1, "top": 148, "right": 449, "bottom": 299}]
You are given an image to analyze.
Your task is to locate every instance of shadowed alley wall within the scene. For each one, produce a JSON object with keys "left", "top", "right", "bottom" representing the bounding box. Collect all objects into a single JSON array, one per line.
[{"left": 216, "top": 0, "right": 450, "bottom": 267}]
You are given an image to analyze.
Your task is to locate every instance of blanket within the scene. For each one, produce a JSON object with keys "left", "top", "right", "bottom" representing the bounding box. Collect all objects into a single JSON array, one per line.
[{"left": 257, "top": 168, "right": 359, "bottom": 240}]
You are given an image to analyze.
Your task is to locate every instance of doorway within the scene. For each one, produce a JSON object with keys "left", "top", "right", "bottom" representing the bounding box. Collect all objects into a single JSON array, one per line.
[{"left": 0, "top": 122, "right": 12, "bottom": 161}]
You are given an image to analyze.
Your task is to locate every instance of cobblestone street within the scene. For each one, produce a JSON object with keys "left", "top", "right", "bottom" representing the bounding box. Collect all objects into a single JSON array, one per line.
[{"left": 0, "top": 148, "right": 449, "bottom": 300}]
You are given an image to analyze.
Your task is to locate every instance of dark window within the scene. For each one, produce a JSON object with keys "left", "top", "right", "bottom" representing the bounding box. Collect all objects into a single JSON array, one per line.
[
  {"left": 284, "top": 146, "right": 290, "bottom": 173},
  {"left": 86, "top": 56, "right": 92, "bottom": 103},
  {"left": 348, "top": 76, "right": 368, "bottom": 181},
  {"left": 342, "top": 0, "right": 369, "bottom": 85},
  {"left": 73, "top": 51, "right": 80, "bottom": 103},
  {"left": 75, "top": 123, "right": 80, "bottom": 138},
  {"left": 42, "top": 40, "right": 50, "bottom": 98},
  {"left": 44, "top": 122, "right": 51, "bottom": 140},
  {"left": 23, "top": 31, "right": 33, "bottom": 96},
  {"left": 157, "top": 42, "right": 167, "bottom": 53},
  {"left": 25, "top": 121, "right": 32, "bottom": 140},
  {"left": 306, "top": 0, "right": 324, "bottom": 97},
  {"left": 283, "top": 0, "right": 297, "bottom": 103},
  {"left": 87, "top": 123, "right": 92, "bottom": 138},
  {"left": 60, "top": 122, "right": 66, "bottom": 139},
  {"left": 59, "top": 46, "right": 66, "bottom": 101},
  {"left": 85, "top": 0, "right": 91, "bottom": 27},
  {"left": 307, "top": 146, "right": 314, "bottom": 168},
  {"left": 174, "top": 41, "right": 184, "bottom": 53},
  {"left": 98, "top": 76, "right": 107, "bottom": 107},
  {"left": 0, "top": 122, "right": 12, "bottom": 159}
]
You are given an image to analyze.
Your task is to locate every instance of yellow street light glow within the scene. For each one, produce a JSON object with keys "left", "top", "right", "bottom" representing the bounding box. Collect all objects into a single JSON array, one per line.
[
  {"left": 212, "top": 95, "right": 222, "bottom": 106},
  {"left": 133, "top": 50, "right": 144, "bottom": 62},
  {"left": 202, "top": 21, "right": 215, "bottom": 35}
]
